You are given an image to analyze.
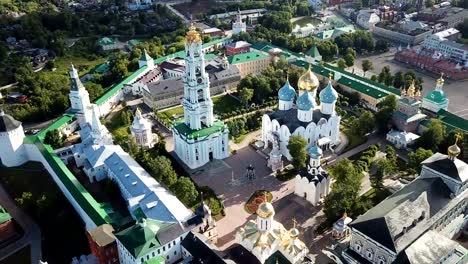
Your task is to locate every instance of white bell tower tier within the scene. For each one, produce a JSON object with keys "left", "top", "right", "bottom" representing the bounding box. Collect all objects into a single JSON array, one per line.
[
  {"left": 68, "top": 64, "right": 91, "bottom": 126},
  {"left": 0, "top": 110, "right": 27, "bottom": 167},
  {"left": 172, "top": 24, "right": 230, "bottom": 169}
]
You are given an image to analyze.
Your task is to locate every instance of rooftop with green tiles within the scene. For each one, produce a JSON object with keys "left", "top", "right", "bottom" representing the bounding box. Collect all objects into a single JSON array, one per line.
[
  {"left": 337, "top": 77, "right": 389, "bottom": 99},
  {"left": 436, "top": 109, "right": 468, "bottom": 132},
  {"left": 228, "top": 51, "right": 269, "bottom": 64},
  {"left": 37, "top": 114, "right": 74, "bottom": 141},
  {"left": 251, "top": 42, "right": 301, "bottom": 61},
  {"left": 173, "top": 120, "right": 226, "bottom": 140},
  {"left": 324, "top": 64, "right": 401, "bottom": 96},
  {"left": 95, "top": 65, "right": 148, "bottom": 105},
  {"left": 291, "top": 60, "right": 332, "bottom": 77}
]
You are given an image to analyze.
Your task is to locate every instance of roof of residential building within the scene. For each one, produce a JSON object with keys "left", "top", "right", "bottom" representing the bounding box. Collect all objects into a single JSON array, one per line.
[
  {"left": 104, "top": 151, "right": 193, "bottom": 223},
  {"left": 349, "top": 177, "right": 452, "bottom": 253},
  {"left": 99, "top": 37, "right": 116, "bottom": 46},
  {"left": 227, "top": 51, "right": 269, "bottom": 64},
  {"left": 227, "top": 41, "right": 251, "bottom": 49},
  {"left": 87, "top": 224, "right": 116, "bottom": 247}
]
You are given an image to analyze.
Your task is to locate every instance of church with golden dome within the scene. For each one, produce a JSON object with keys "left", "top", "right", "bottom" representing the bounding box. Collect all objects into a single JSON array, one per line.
[
  {"left": 235, "top": 200, "right": 310, "bottom": 264},
  {"left": 262, "top": 67, "right": 341, "bottom": 161}
]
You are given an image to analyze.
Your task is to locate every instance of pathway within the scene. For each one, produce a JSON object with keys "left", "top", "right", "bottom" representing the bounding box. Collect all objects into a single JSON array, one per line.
[{"left": 0, "top": 183, "right": 42, "bottom": 263}]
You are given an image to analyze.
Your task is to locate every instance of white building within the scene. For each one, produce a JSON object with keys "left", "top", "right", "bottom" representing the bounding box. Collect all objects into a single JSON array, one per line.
[
  {"left": 172, "top": 24, "right": 230, "bottom": 169},
  {"left": 262, "top": 70, "right": 341, "bottom": 160},
  {"left": 232, "top": 9, "right": 247, "bottom": 35},
  {"left": 127, "top": 0, "right": 154, "bottom": 10},
  {"left": 0, "top": 110, "right": 27, "bottom": 167},
  {"left": 422, "top": 74, "right": 449, "bottom": 113},
  {"left": 356, "top": 10, "right": 380, "bottom": 30},
  {"left": 130, "top": 108, "right": 155, "bottom": 148},
  {"left": 343, "top": 141, "right": 468, "bottom": 264},
  {"left": 386, "top": 130, "right": 420, "bottom": 149},
  {"left": 294, "top": 146, "right": 331, "bottom": 206},
  {"left": 69, "top": 64, "right": 92, "bottom": 126},
  {"left": 235, "top": 201, "right": 309, "bottom": 264},
  {"left": 422, "top": 29, "right": 468, "bottom": 64}
]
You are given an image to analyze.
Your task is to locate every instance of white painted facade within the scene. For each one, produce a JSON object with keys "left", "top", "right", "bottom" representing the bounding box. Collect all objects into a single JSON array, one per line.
[
  {"left": 172, "top": 26, "right": 230, "bottom": 169},
  {"left": 0, "top": 112, "right": 27, "bottom": 167},
  {"left": 294, "top": 146, "right": 331, "bottom": 206},
  {"left": 130, "top": 108, "right": 155, "bottom": 148},
  {"left": 232, "top": 9, "right": 247, "bottom": 35}
]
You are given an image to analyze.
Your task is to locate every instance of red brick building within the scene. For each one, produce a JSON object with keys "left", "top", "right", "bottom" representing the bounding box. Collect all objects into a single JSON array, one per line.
[
  {"left": 0, "top": 205, "right": 17, "bottom": 243},
  {"left": 226, "top": 41, "right": 251, "bottom": 56},
  {"left": 395, "top": 49, "right": 468, "bottom": 80},
  {"left": 87, "top": 224, "right": 119, "bottom": 264}
]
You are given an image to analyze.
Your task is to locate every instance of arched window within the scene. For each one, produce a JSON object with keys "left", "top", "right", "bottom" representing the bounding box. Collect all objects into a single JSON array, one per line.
[
  {"left": 366, "top": 249, "right": 374, "bottom": 260},
  {"left": 377, "top": 256, "right": 386, "bottom": 264},
  {"left": 355, "top": 242, "right": 362, "bottom": 252}
]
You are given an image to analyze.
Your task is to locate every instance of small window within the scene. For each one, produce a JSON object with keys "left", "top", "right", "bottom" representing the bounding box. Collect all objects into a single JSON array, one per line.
[
  {"left": 366, "top": 249, "right": 374, "bottom": 260},
  {"left": 174, "top": 251, "right": 177, "bottom": 255}
]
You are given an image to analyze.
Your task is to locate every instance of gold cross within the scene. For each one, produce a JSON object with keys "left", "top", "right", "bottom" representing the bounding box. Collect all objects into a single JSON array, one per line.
[
  {"left": 292, "top": 218, "right": 297, "bottom": 228},
  {"left": 328, "top": 72, "right": 334, "bottom": 80}
]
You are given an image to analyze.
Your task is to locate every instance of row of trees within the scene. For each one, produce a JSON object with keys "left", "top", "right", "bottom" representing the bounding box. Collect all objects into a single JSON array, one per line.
[
  {"left": 226, "top": 112, "right": 263, "bottom": 139},
  {"left": 370, "top": 67, "right": 424, "bottom": 90}
]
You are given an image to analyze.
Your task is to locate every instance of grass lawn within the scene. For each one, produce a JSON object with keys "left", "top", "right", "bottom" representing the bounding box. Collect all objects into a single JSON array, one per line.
[
  {"left": 0, "top": 245, "right": 30, "bottom": 264},
  {"left": 159, "top": 94, "right": 242, "bottom": 123}
]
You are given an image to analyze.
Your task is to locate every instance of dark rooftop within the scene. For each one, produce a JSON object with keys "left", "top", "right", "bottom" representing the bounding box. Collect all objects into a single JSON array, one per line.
[
  {"left": 0, "top": 111, "right": 21, "bottom": 132},
  {"left": 181, "top": 232, "right": 226, "bottom": 264},
  {"left": 266, "top": 108, "right": 331, "bottom": 132}
]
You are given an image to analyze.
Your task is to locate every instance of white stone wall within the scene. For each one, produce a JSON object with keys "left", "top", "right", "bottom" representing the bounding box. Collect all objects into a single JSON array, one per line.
[{"left": 0, "top": 126, "right": 27, "bottom": 167}]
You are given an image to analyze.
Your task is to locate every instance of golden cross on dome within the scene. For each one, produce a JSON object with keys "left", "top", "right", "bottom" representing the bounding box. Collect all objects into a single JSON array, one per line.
[
  {"left": 455, "top": 133, "right": 461, "bottom": 144},
  {"left": 328, "top": 72, "right": 334, "bottom": 80},
  {"left": 263, "top": 191, "right": 268, "bottom": 201},
  {"left": 292, "top": 218, "right": 297, "bottom": 228}
]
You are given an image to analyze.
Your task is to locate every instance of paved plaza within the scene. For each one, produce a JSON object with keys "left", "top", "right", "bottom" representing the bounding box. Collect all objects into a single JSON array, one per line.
[{"left": 190, "top": 146, "right": 333, "bottom": 263}]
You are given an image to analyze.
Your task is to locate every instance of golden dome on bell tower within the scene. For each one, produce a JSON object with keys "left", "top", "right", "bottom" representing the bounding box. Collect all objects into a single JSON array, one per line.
[
  {"left": 186, "top": 23, "right": 202, "bottom": 44},
  {"left": 297, "top": 64, "right": 319, "bottom": 91}
]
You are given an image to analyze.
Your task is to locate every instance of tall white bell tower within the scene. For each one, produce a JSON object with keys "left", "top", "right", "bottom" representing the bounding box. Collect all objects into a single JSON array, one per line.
[
  {"left": 182, "top": 24, "right": 214, "bottom": 131},
  {"left": 68, "top": 64, "right": 91, "bottom": 125}
]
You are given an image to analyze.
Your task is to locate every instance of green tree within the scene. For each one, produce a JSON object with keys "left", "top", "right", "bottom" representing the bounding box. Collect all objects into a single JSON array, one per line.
[
  {"left": 408, "top": 148, "right": 433, "bottom": 174},
  {"left": 426, "top": 0, "right": 435, "bottom": 7},
  {"left": 150, "top": 156, "right": 178, "bottom": 187},
  {"left": 393, "top": 71, "right": 404, "bottom": 89},
  {"left": 120, "top": 110, "right": 131, "bottom": 126},
  {"left": 337, "top": 58, "right": 347, "bottom": 69},
  {"left": 375, "top": 39, "right": 390, "bottom": 52},
  {"left": 16, "top": 192, "right": 34, "bottom": 211},
  {"left": 344, "top": 53, "right": 355, "bottom": 67},
  {"left": 417, "top": 119, "right": 446, "bottom": 151},
  {"left": 351, "top": 110, "right": 375, "bottom": 136},
  {"left": 109, "top": 51, "right": 129, "bottom": 79},
  {"left": 362, "top": 59, "right": 373, "bottom": 77},
  {"left": 239, "top": 88, "right": 254, "bottom": 105},
  {"left": 324, "top": 159, "right": 363, "bottom": 222},
  {"left": 172, "top": 177, "right": 199, "bottom": 206},
  {"left": 385, "top": 145, "right": 397, "bottom": 163},
  {"left": 375, "top": 95, "right": 397, "bottom": 132},
  {"left": 287, "top": 135, "right": 308, "bottom": 170},
  {"left": 44, "top": 129, "right": 63, "bottom": 149}
]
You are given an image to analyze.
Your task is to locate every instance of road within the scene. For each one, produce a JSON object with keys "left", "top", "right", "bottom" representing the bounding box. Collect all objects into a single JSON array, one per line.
[
  {"left": 353, "top": 49, "right": 468, "bottom": 117},
  {"left": 0, "top": 183, "right": 42, "bottom": 263}
]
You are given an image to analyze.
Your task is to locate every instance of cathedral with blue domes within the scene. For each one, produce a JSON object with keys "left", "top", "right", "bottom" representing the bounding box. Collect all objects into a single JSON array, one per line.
[{"left": 262, "top": 67, "right": 341, "bottom": 161}]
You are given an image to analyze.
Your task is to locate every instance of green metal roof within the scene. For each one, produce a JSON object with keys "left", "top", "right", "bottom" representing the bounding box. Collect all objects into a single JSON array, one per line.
[
  {"left": 323, "top": 64, "right": 401, "bottom": 96},
  {"left": 0, "top": 205, "right": 11, "bottom": 225},
  {"left": 424, "top": 90, "right": 447, "bottom": 104},
  {"left": 36, "top": 142, "right": 112, "bottom": 226},
  {"left": 127, "top": 39, "right": 141, "bottom": 49},
  {"left": 315, "top": 29, "right": 334, "bottom": 40},
  {"left": 89, "top": 63, "right": 110, "bottom": 75},
  {"left": 173, "top": 120, "right": 226, "bottom": 140},
  {"left": 204, "top": 53, "right": 217, "bottom": 60},
  {"left": 305, "top": 45, "right": 321, "bottom": 58},
  {"left": 116, "top": 219, "right": 174, "bottom": 258},
  {"left": 436, "top": 109, "right": 468, "bottom": 132},
  {"left": 228, "top": 51, "right": 269, "bottom": 64},
  {"left": 99, "top": 37, "right": 116, "bottom": 46},
  {"left": 337, "top": 77, "right": 389, "bottom": 99},
  {"left": 37, "top": 114, "right": 74, "bottom": 141},
  {"left": 251, "top": 42, "right": 302, "bottom": 60},
  {"left": 95, "top": 65, "right": 148, "bottom": 105}
]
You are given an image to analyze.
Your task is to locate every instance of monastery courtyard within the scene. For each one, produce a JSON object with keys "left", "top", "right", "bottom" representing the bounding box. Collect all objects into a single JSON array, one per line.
[{"left": 189, "top": 146, "right": 333, "bottom": 261}]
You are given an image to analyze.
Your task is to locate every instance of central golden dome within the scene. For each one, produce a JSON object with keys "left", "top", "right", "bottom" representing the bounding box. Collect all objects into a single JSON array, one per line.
[
  {"left": 186, "top": 23, "right": 202, "bottom": 44},
  {"left": 448, "top": 136, "right": 461, "bottom": 158},
  {"left": 297, "top": 64, "right": 319, "bottom": 91},
  {"left": 257, "top": 202, "right": 275, "bottom": 218}
]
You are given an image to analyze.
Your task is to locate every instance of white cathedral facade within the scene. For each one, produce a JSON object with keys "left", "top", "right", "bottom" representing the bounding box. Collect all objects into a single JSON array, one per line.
[
  {"left": 262, "top": 69, "right": 341, "bottom": 160},
  {"left": 172, "top": 24, "right": 230, "bottom": 169},
  {"left": 232, "top": 9, "right": 247, "bottom": 35},
  {"left": 294, "top": 145, "right": 331, "bottom": 206}
]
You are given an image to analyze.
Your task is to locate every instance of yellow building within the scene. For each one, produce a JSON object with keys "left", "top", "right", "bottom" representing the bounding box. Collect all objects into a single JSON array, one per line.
[{"left": 228, "top": 51, "right": 271, "bottom": 78}]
